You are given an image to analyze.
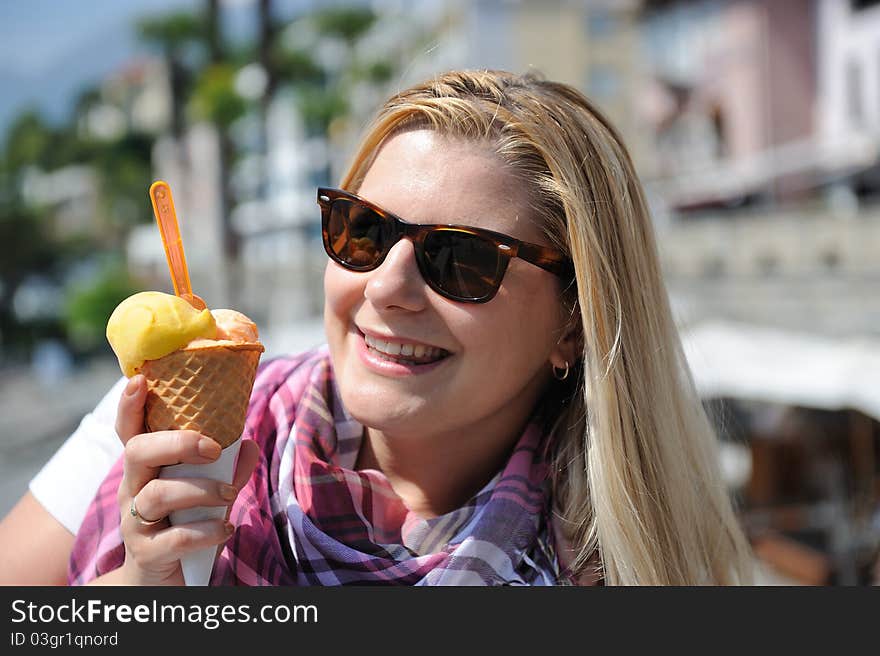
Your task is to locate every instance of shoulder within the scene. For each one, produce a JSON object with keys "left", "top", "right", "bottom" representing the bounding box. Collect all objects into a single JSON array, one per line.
[{"left": 29, "top": 377, "right": 128, "bottom": 535}]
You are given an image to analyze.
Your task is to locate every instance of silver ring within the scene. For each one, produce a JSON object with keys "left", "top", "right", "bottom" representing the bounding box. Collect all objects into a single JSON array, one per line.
[{"left": 129, "top": 494, "right": 164, "bottom": 526}]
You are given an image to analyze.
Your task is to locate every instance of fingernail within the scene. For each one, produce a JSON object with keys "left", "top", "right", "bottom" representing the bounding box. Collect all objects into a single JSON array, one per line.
[
  {"left": 198, "top": 438, "right": 221, "bottom": 459},
  {"left": 219, "top": 484, "right": 237, "bottom": 501},
  {"left": 224, "top": 521, "right": 234, "bottom": 535},
  {"left": 125, "top": 376, "right": 140, "bottom": 396}
]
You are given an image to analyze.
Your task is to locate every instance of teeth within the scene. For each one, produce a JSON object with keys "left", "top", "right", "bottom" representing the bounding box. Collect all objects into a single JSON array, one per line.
[
  {"left": 382, "top": 340, "right": 402, "bottom": 355},
  {"left": 363, "top": 333, "right": 446, "bottom": 362}
]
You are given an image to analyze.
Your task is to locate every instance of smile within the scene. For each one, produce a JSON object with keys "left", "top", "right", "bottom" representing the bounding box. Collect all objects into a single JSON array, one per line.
[{"left": 363, "top": 333, "right": 450, "bottom": 365}]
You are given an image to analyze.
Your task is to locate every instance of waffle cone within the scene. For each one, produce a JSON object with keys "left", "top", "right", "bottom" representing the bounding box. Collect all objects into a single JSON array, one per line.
[{"left": 140, "top": 342, "right": 264, "bottom": 448}]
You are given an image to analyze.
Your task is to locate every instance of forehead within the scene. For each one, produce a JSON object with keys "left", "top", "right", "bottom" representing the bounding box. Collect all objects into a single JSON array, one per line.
[{"left": 357, "top": 129, "right": 543, "bottom": 242}]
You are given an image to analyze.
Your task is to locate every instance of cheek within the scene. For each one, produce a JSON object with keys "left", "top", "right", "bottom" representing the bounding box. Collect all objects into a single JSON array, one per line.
[
  {"left": 323, "top": 262, "right": 363, "bottom": 320},
  {"left": 323, "top": 264, "right": 366, "bottom": 357},
  {"left": 456, "top": 291, "right": 560, "bottom": 367},
  {"left": 495, "top": 274, "right": 564, "bottom": 346}
]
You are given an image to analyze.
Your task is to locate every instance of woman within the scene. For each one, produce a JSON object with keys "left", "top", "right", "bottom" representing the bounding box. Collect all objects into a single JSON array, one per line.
[{"left": 0, "top": 70, "right": 753, "bottom": 585}]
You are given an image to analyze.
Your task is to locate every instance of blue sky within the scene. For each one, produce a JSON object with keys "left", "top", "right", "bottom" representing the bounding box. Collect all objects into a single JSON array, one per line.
[
  {"left": 0, "top": 0, "right": 355, "bottom": 134},
  {"left": 0, "top": 0, "right": 193, "bottom": 77},
  {"left": 0, "top": 0, "right": 196, "bottom": 131}
]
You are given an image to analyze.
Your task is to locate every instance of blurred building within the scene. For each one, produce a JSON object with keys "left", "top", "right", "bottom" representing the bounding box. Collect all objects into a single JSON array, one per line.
[
  {"left": 817, "top": 0, "right": 880, "bottom": 203},
  {"left": 122, "top": 0, "right": 651, "bottom": 333},
  {"left": 640, "top": 0, "right": 880, "bottom": 211},
  {"left": 640, "top": 0, "right": 880, "bottom": 584},
  {"left": 635, "top": 0, "right": 880, "bottom": 339},
  {"left": 639, "top": 0, "right": 817, "bottom": 207},
  {"left": 15, "top": 59, "right": 168, "bottom": 244},
  {"left": 84, "top": 58, "right": 170, "bottom": 138},
  {"left": 20, "top": 165, "right": 100, "bottom": 241},
  {"left": 436, "top": 0, "right": 646, "bottom": 164}
]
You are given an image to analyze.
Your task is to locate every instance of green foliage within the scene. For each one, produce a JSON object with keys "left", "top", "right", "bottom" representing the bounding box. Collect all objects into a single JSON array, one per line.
[
  {"left": 0, "top": 1, "right": 422, "bottom": 359},
  {"left": 312, "top": 6, "right": 377, "bottom": 43},
  {"left": 296, "top": 86, "right": 348, "bottom": 135},
  {"left": 3, "top": 110, "right": 54, "bottom": 172},
  {"left": 62, "top": 262, "right": 139, "bottom": 354},
  {"left": 0, "top": 203, "right": 56, "bottom": 285},
  {"left": 137, "top": 12, "right": 204, "bottom": 53},
  {"left": 274, "top": 46, "right": 325, "bottom": 86},
  {"left": 4, "top": 108, "right": 95, "bottom": 174},
  {"left": 0, "top": 203, "right": 63, "bottom": 358},
  {"left": 363, "top": 59, "right": 394, "bottom": 84},
  {"left": 191, "top": 64, "right": 248, "bottom": 128},
  {"left": 73, "top": 87, "right": 102, "bottom": 119},
  {"left": 0, "top": 100, "right": 154, "bottom": 357},
  {"left": 93, "top": 133, "right": 155, "bottom": 231},
  {"left": 45, "top": 125, "right": 94, "bottom": 170}
]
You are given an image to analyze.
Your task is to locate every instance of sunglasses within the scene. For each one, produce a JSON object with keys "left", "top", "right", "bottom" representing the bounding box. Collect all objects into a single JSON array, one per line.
[{"left": 318, "top": 187, "right": 573, "bottom": 303}]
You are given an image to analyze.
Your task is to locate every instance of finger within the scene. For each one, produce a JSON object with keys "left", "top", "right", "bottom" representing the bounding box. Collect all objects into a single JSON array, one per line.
[
  {"left": 132, "top": 478, "right": 240, "bottom": 525},
  {"left": 123, "top": 492, "right": 169, "bottom": 532},
  {"left": 137, "top": 519, "right": 234, "bottom": 562},
  {"left": 122, "top": 431, "right": 221, "bottom": 495},
  {"left": 231, "top": 439, "right": 260, "bottom": 490},
  {"left": 115, "top": 375, "right": 147, "bottom": 444}
]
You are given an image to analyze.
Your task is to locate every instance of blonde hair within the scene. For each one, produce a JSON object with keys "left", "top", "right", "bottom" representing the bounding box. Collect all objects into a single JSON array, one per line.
[{"left": 339, "top": 70, "right": 753, "bottom": 585}]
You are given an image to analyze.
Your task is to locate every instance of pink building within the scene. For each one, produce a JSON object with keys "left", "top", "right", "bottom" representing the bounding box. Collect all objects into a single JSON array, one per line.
[{"left": 640, "top": 0, "right": 819, "bottom": 210}]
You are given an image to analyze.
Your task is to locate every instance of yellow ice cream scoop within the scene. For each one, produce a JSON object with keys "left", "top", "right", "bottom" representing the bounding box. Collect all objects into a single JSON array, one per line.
[{"left": 106, "top": 291, "right": 217, "bottom": 377}]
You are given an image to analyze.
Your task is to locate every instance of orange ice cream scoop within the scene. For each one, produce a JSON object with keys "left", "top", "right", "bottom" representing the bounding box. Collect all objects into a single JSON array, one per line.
[{"left": 211, "top": 309, "right": 259, "bottom": 342}]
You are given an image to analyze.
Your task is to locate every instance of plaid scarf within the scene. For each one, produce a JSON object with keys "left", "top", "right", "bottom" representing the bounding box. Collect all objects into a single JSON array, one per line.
[{"left": 68, "top": 347, "right": 561, "bottom": 585}]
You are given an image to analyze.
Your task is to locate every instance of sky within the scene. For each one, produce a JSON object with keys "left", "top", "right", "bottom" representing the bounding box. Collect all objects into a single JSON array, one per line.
[
  {"left": 0, "top": 0, "right": 192, "bottom": 77},
  {"left": 0, "top": 0, "right": 197, "bottom": 131},
  {"left": 0, "top": 0, "right": 399, "bottom": 135},
  {"left": 0, "top": 0, "right": 331, "bottom": 135}
]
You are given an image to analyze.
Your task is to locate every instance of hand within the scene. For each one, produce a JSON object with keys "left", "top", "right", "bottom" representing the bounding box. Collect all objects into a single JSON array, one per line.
[{"left": 112, "top": 375, "right": 260, "bottom": 585}]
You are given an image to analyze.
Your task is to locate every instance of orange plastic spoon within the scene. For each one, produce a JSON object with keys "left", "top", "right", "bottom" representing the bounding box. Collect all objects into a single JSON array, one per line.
[{"left": 149, "top": 180, "right": 206, "bottom": 310}]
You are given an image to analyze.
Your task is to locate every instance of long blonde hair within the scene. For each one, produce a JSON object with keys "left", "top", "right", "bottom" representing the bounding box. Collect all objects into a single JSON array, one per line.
[{"left": 339, "top": 70, "right": 753, "bottom": 585}]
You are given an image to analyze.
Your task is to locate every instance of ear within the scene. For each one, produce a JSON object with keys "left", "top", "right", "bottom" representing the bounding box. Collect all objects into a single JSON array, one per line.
[{"left": 549, "top": 322, "right": 582, "bottom": 371}]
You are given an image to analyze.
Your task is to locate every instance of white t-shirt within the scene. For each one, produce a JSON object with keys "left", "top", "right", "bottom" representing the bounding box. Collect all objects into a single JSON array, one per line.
[{"left": 29, "top": 377, "right": 127, "bottom": 535}]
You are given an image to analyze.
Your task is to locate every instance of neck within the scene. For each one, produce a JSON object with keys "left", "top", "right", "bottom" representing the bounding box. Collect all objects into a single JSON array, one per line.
[{"left": 355, "top": 406, "right": 537, "bottom": 519}]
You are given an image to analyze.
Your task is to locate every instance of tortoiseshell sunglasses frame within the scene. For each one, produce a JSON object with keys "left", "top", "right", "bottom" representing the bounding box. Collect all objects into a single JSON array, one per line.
[{"left": 318, "top": 187, "right": 573, "bottom": 303}]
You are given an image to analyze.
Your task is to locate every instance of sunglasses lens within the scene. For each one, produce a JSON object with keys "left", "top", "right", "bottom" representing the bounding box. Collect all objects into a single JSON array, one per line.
[
  {"left": 325, "top": 199, "right": 389, "bottom": 269},
  {"left": 422, "top": 230, "right": 503, "bottom": 300},
  {"left": 321, "top": 191, "right": 509, "bottom": 303}
]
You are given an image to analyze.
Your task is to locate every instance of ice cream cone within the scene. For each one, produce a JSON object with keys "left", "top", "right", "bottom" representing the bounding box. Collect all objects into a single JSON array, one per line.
[
  {"left": 140, "top": 341, "right": 264, "bottom": 448},
  {"left": 142, "top": 340, "right": 263, "bottom": 585},
  {"left": 105, "top": 182, "right": 265, "bottom": 586}
]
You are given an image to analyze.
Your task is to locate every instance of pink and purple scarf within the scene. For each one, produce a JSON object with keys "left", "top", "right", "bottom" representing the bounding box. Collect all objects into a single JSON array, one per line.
[{"left": 68, "top": 347, "right": 562, "bottom": 585}]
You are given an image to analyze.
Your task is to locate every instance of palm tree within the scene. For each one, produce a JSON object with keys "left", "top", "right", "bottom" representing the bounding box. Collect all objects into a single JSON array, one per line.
[
  {"left": 198, "top": 0, "right": 242, "bottom": 283},
  {"left": 136, "top": 12, "right": 203, "bottom": 143},
  {"left": 256, "top": 0, "right": 281, "bottom": 199}
]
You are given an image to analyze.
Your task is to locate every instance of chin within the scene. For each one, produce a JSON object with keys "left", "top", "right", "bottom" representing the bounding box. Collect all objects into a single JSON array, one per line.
[{"left": 341, "top": 383, "right": 435, "bottom": 433}]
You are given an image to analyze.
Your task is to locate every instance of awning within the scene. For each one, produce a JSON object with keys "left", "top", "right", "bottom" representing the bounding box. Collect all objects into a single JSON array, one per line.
[{"left": 680, "top": 320, "right": 880, "bottom": 422}]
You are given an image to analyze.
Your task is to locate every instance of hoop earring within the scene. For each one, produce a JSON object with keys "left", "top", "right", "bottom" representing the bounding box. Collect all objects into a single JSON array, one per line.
[{"left": 552, "top": 361, "right": 570, "bottom": 381}]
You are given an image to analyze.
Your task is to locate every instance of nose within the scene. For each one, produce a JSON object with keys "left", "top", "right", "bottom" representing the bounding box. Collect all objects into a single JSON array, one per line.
[{"left": 363, "top": 238, "right": 427, "bottom": 312}]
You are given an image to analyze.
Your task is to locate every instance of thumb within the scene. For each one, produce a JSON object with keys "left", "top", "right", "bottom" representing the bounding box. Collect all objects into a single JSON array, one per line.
[
  {"left": 115, "top": 375, "right": 147, "bottom": 444},
  {"left": 232, "top": 439, "right": 260, "bottom": 490}
]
